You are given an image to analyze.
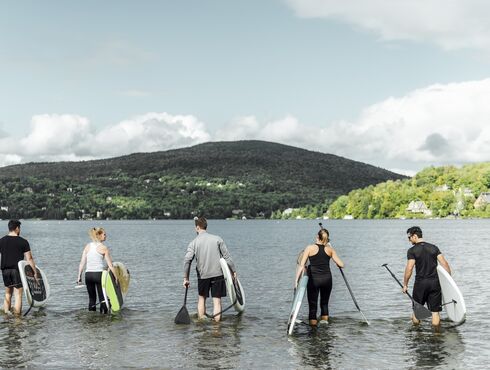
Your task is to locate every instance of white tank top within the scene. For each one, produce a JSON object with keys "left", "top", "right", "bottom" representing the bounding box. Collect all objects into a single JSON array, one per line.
[{"left": 85, "top": 242, "right": 106, "bottom": 272}]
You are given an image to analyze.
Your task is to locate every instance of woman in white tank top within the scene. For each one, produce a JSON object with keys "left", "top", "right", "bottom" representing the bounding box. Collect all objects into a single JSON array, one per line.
[{"left": 77, "top": 227, "right": 117, "bottom": 313}]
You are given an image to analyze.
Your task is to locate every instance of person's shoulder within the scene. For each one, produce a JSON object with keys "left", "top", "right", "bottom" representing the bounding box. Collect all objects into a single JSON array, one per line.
[
  {"left": 205, "top": 232, "right": 222, "bottom": 241},
  {"left": 305, "top": 244, "right": 316, "bottom": 253},
  {"left": 407, "top": 244, "right": 417, "bottom": 253},
  {"left": 425, "top": 242, "right": 440, "bottom": 251},
  {"left": 15, "top": 236, "right": 29, "bottom": 246}
]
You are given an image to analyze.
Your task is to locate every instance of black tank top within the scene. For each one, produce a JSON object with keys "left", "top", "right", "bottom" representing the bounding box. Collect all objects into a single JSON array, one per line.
[{"left": 308, "top": 244, "right": 331, "bottom": 278}]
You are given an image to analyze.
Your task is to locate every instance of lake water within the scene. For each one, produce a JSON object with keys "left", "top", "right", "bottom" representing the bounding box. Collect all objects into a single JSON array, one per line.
[{"left": 0, "top": 219, "right": 488, "bottom": 369}]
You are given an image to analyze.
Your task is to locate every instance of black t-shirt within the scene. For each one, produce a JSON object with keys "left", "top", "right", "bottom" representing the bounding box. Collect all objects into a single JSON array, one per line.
[
  {"left": 407, "top": 242, "right": 441, "bottom": 280},
  {"left": 0, "top": 235, "right": 31, "bottom": 270}
]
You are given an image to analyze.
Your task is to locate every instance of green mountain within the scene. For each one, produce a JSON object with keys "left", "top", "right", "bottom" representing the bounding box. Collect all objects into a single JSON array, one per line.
[
  {"left": 327, "top": 162, "right": 490, "bottom": 219},
  {"left": 0, "top": 140, "right": 405, "bottom": 219}
]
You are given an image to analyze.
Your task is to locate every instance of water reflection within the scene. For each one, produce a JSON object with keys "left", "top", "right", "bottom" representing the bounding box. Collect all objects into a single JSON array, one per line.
[
  {"left": 194, "top": 315, "right": 243, "bottom": 369},
  {"left": 289, "top": 324, "right": 336, "bottom": 369},
  {"left": 405, "top": 324, "right": 465, "bottom": 369},
  {"left": 0, "top": 312, "right": 47, "bottom": 368}
]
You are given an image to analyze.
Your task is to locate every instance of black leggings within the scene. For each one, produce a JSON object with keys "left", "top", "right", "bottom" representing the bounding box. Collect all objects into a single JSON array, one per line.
[
  {"left": 307, "top": 274, "right": 333, "bottom": 320},
  {"left": 85, "top": 271, "right": 108, "bottom": 313}
]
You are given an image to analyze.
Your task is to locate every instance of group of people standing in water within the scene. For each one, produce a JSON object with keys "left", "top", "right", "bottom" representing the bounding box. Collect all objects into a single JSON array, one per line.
[{"left": 0, "top": 218, "right": 452, "bottom": 328}]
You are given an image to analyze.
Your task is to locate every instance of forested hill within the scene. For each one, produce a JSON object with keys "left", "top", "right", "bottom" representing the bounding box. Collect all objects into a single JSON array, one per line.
[{"left": 0, "top": 140, "right": 406, "bottom": 219}]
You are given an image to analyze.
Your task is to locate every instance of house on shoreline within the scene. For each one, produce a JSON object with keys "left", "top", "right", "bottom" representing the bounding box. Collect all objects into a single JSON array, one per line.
[
  {"left": 474, "top": 192, "right": 490, "bottom": 209},
  {"left": 406, "top": 200, "right": 432, "bottom": 216}
]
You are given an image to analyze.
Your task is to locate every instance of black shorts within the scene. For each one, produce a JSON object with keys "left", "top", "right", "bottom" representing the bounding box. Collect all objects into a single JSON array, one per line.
[
  {"left": 2, "top": 268, "right": 23, "bottom": 288},
  {"left": 198, "top": 275, "right": 227, "bottom": 298},
  {"left": 413, "top": 278, "right": 442, "bottom": 312}
]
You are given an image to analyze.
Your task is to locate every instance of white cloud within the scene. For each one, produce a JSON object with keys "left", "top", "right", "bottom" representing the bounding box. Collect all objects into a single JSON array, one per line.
[
  {"left": 215, "top": 78, "right": 490, "bottom": 172},
  {"left": 216, "top": 115, "right": 322, "bottom": 149},
  {"left": 2, "top": 79, "right": 490, "bottom": 173},
  {"left": 286, "top": 0, "right": 490, "bottom": 51},
  {"left": 21, "top": 114, "right": 93, "bottom": 157},
  {"left": 0, "top": 112, "right": 210, "bottom": 167},
  {"left": 93, "top": 112, "right": 210, "bottom": 156}
]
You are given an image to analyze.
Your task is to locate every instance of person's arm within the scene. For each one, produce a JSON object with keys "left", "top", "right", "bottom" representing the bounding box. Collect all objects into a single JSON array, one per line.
[
  {"left": 437, "top": 254, "right": 451, "bottom": 275},
  {"left": 101, "top": 245, "right": 116, "bottom": 278},
  {"left": 294, "top": 246, "right": 310, "bottom": 288},
  {"left": 219, "top": 239, "right": 236, "bottom": 276},
  {"left": 403, "top": 259, "right": 415, "bottom": 293},
  {"left": 183, "top": 241, "right": 196, "bottom": 287},
  {"left": 328, "top": 245, "right": 344, "bottom": 268},
  {"left": 24, "top": 250, "right": 38, "bottom": 280},
  {"left": 77, "top": 246, "right": 88, "bottom": 283}
]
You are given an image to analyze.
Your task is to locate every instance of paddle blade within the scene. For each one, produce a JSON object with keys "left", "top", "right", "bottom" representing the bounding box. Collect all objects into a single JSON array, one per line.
[
  {"left": 175, "top": 305, "right": 191, "bottom": 324},
  {"left": 413, "top": 302, "right": 432, "bottom": 320}
]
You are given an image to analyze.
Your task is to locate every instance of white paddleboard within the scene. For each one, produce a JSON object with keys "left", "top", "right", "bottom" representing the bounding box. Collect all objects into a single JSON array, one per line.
[
  {"left": 18, "top": 261, "right": 50, "bottom": 307},
  {"left": 287, "top": 274, "right": 309, "bottom": 335},
  {"left": 437, "top": 265, "right": 466, "bottom": 324},
  {"left": 219, "top": 258, "right": 245, "bottom": 313}
]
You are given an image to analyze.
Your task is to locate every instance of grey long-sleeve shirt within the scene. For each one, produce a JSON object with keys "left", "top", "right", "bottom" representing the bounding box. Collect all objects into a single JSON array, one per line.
[{"left": 183, "top": 231, "right": 236, "bottom": 279}]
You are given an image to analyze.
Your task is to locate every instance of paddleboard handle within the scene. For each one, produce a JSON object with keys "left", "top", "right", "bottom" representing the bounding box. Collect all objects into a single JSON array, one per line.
[{"left": 441, "top": 299, "right": 457, "bottom": 306}]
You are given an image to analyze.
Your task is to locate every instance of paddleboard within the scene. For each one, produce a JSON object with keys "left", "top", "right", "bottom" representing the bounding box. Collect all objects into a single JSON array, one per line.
[
  {"left": 437, "top": 265, "right": 466, "bottom": 324},
  {"left": 287, "top": 274, "right": 308, "bottom": 335},
  {"left": 219, "top": 258, "right": 245, "bottom": 313},
  {"left": 18, "top": 260, "right": 50, "bottom": 307},
  {"left": 102, "top": 262, "right": 130, "bottom": 313}
]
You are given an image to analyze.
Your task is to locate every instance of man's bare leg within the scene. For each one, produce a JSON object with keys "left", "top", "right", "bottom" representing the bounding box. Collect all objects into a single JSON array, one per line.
[
  {"left": 213, "top": 298, "right": 222, "bottom": 322},
  {"left": 3, "top": 287, "right": 13, "bottom": 313},
  {"left": 13, "top": 288, "right": 23, "bottom": 315},
  {"left": 198, "top": 295, "right": 206, "bottom": 319}
]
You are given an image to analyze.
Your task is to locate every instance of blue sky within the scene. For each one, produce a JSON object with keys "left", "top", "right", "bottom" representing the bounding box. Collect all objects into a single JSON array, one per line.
[{"left": 1, "top": 0, "right": 490, "bottom": 174}]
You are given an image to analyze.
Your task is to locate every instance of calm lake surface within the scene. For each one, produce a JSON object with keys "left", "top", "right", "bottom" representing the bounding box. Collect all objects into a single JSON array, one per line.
[{"left": 0, "top": 219, "right": 488, "bottom": 369}]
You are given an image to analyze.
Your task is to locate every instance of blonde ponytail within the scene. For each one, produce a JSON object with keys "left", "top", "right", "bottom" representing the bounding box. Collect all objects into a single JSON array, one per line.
[
  {"left": 89, "top": 227, "right": 105, "bottom": 242},
  {"left": 317, "top": 229, "right": 330, "bottom": 246}
]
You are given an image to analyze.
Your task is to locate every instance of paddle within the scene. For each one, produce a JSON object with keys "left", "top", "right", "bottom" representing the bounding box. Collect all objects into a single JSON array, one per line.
[
  {"left": 338, "top": 267, "right": 370, "bottom": 325},
  {"left": 381, "top": 263, "right": 432, "bottom": 320},
  {"left": 174, "top": 284, "right": 191, "bottom": 324}
]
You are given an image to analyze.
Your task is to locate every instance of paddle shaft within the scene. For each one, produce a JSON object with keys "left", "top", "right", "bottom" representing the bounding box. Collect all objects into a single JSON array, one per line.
[
  {"left": 183, "top": 285, "right": 188, "bottom": 306},
  {"left": 339, "top": 267, "right": 361, "bottom": 310},
  {"left": 338, "top": 267, "right": 370, "bottom": 325},
  {"left": 382, "top": 264, "right": 418, "bottom": 302}
]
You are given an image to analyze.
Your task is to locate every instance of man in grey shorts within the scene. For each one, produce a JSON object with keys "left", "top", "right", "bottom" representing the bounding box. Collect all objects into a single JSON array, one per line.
[{"left": 183, "top": 216, "right": 236, "bottom": 322}]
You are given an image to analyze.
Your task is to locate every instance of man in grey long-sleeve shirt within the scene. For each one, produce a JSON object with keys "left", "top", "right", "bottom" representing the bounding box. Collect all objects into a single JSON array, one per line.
[{"left": 183, "top": 216, "right": 236, "bottom": 322}]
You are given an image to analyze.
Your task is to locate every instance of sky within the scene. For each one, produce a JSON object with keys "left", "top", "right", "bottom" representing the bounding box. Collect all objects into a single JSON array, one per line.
[{"left": 1, "top": 0, "right": 490, "bottom": 175}]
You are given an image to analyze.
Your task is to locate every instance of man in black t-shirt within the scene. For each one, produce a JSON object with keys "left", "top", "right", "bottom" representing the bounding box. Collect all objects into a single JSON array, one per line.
[
  {"left": 0, "top": 220, "right": 38, "bottom": 315},
  {"left": 402, "top": 226, "right": 451, "bottom": 327}
]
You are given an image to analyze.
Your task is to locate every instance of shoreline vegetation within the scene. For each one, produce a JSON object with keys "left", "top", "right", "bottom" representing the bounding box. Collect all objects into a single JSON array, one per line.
[
  {"left": 0, "top": 141, "right": 488, "bottom": 220},
  {"left": 325, "top": 162, "right": 490, "bottom": 220}
]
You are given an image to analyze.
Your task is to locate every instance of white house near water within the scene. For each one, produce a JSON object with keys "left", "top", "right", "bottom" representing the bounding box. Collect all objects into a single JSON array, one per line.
[{"left": 406, "top": 201, "right": 432, "bottom": 216}]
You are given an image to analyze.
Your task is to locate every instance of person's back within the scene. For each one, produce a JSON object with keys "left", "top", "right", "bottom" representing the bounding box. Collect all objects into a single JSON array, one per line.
[
  {"left": 407, "top": 242, "right": 440, "bottom": 281},
  {"left": 190, "top": 232, "right": 229, "bottom": 279},
  {"left": 308, "top": 244, "right": 331, "bottom": 278},
  {"left": 0, "top": 235, "right": 30, "bottom": 270},
  {"left": 85, "top": 242, "right": 106, "bottom": 272}
]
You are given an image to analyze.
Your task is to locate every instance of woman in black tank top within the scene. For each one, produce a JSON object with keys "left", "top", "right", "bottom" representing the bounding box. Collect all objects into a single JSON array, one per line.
[{"left": 295, "top": 228, "right": 344, "bottom": 326}]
